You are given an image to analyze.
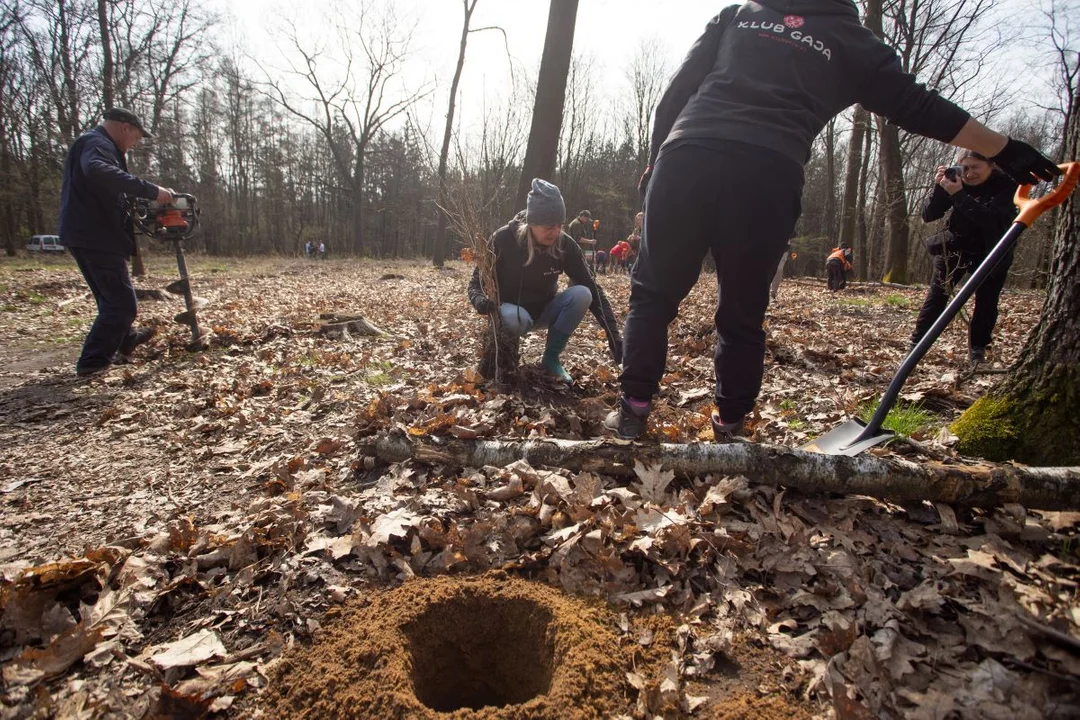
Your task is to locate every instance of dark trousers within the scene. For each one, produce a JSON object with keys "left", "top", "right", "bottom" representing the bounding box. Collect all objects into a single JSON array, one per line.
[
  {"left": 826, "top": 259, "right": 847, "bottom": 291},
  {"left": 70, "top": 247, "right": 138, "bottom": 372},
  {"left": 911, "top": 250, "right": 1012, "bottom": 350},
  {"left": 620, "top": 141, "right": 803, "bottom": 422}
]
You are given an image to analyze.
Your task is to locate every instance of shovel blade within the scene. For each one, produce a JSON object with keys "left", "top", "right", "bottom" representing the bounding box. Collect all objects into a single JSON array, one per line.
[{"left": 801, "top": 419, "right": 895, "bottom": 456}]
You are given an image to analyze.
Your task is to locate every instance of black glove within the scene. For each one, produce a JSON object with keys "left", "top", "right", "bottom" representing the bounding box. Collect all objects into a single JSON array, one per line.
[
  {"left": 473, "top": 296, "right": 497, "bottom": 315},
  {"left": 638, "top": 165, "right": 653, "bottom": 202},
  {"left": 607, "top": 332, "right": 623, "bottom": 366},
  {"left": 990, "top": 138, "right": 1061, "bottom": 185}
]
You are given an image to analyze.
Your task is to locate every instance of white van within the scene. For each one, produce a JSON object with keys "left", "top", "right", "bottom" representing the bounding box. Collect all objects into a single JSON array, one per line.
[{"left": 26, "top": 235, "right": 64, "bottom": 253}]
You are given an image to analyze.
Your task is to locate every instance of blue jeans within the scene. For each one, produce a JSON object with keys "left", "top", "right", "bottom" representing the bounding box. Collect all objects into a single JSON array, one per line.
[
  {"left": 70, "top": 247, "right": 138, "bottom": 372},
  {"left": 499, "top": 285, "right": 592, "bottom": 338}
]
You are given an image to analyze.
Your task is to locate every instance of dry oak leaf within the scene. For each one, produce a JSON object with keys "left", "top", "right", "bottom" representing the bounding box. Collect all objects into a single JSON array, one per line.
[
  {"left": 633, "top": 461, "right": 675, "bottom": 503},
  {"left": 367, "top": 507, "right": 423, "bottom": 546},
  {"left": 149, "top": 629, "right": 228, "bottom": 670}
]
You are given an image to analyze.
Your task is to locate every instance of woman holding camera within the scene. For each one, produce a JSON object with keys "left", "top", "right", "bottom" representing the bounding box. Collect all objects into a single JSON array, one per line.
[{"left": 909, "top": 151, "right": 1018, "bottom": 363}]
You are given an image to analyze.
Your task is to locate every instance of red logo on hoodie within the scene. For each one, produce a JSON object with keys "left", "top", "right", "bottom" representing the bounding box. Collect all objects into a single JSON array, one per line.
[{"left": 784, "top": 15, "right": 805, "bottom": 28}]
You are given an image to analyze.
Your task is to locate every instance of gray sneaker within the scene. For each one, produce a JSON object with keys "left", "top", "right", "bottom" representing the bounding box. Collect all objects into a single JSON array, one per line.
[
  {"left": 711, "top": 412, "right": 747, "bottom": 442},
  {"left": 604, "top": 396, "right": 651, "bottom": 440},
  {"left": 969, "top": 346, "right": 986, "bottom": 364}
]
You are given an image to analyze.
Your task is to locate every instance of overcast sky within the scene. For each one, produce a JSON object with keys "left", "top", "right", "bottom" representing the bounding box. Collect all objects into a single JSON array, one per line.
[{"left": 216, "top": 0, "right": 1072, "bottom": 145}]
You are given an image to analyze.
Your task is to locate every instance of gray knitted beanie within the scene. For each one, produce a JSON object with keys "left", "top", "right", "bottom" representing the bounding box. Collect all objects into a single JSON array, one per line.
[{"left": 526, "top": 178, "right": 566, "bottom": 226}]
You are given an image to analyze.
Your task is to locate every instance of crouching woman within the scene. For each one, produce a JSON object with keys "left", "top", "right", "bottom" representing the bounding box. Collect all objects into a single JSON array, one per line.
[{"left": 467, "top": 179, "right": 622, "bottom": 382}]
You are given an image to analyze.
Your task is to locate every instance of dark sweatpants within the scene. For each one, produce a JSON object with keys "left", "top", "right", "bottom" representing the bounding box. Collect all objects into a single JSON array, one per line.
[
  {"left": 620, "top": 141, "right": 803, "bottom": 422},
  {"left": 70, "top": 247, "right": 138, "bottom": 373},
  {"left": 826, "top": 259, "right": 847, "bottom": 291},
  {"left": 910, "top": 250, "right": 1012, "bottom": 350}
]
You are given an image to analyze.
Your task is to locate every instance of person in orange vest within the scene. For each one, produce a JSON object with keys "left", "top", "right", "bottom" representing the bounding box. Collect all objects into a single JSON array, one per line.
[
  {"left": 826, "top": 246, "right": 853, "bottom": 291},
  {"left": 610, "top": 239, "right": 633, "bottom": 273}
]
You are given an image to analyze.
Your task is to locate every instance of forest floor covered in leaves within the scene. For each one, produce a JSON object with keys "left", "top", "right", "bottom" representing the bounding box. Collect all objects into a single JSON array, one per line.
[{"left": 1, "top": 254, "right": 1078, "bottom": 719}]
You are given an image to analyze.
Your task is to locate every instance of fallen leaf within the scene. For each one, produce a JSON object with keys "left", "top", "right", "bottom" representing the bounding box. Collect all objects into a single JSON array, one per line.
[
  {"left": 633, "top": 461, "right": 675, "bottom": 503},
  {"left": 149, "top": 629, "right": 227, "bottom": 670},
  {"left": 367, "top": 507, "right": 422, "bottom": 546}
]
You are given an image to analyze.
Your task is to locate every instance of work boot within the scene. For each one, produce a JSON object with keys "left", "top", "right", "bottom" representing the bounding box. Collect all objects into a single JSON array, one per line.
[
  {"left": 711, "top": 412, "right": 747, "bottom": 442},
  {"left": 969, "top": 345, "right": 986, "bottom": 364},
  {"left": 76, "top": 363, "right": 110, "bottom": 378},
  {"left": 541, "top": 329, "right": 573, "bottom": 383},
  {"left": 118, "top": 326, "right": 157, "bottom": 356},
  {"left": 604, "top": 395, "right": 652, "bottom": 440}
]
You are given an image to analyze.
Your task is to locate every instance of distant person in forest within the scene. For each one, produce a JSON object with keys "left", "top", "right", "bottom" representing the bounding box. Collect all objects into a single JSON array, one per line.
[
  {"left": 610, "top": 239, "right": 633, "bottom": 273},
  {"left": 567, "top": 210, "right": 597, "bottom": 270},
  {"left": 605, "top": 0, "right": 1059, "bottom": 441},
  {"left": 910, "top": 151, "right": 1018, "bottom": 364},
  {"left": 626, "top": 212, "right": 643, "bottom": 271},
  {"left": 59, "top": 107, "right": 174, "bottom": 377},
  {"left": 825, "top": 246, "right": 853, "bottom": 292},
  {"left": 467, "top": 179, "right": 622, "bottom": 383},
  {"left": 318, "top": 241, "right": 327, "bottom": 260},
  {"left": 628, "top": 212, "right": 643, "bottom": 252},
  {"left": 770, "top": 241, "right": 793, "bottom": 302},
  {"left": 595, "top": 248, "right": 609, "bottom": 274}
]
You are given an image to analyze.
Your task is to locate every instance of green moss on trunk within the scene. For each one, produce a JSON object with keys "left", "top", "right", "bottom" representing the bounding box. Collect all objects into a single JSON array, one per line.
[{"left": 952, "top": 369, "right": 1080, "bottom": 465}]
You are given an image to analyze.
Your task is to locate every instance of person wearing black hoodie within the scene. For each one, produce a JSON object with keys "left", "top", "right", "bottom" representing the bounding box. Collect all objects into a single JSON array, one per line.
[
  {"left": 605, "top": 0, "right": 1060, "bottom": 441},
  {"left": 910, "top": 152, "right": 1018, "bottom": 364},
  {"left": 467, "top": 179, "right": 622, "bottom": 383}
]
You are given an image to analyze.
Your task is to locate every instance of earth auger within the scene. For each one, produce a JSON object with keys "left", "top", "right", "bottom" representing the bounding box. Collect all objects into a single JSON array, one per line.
[{"left": 129, "top": 193, "right": 210, "bottom": 350}]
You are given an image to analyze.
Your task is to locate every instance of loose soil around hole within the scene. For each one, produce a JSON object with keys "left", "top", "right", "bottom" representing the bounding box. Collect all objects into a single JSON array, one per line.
[{"left": 258, "top": 572, "right": 631, "bottom": 719}]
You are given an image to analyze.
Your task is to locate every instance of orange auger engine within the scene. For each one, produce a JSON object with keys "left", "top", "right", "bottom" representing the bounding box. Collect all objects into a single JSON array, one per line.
[{"left": 128, "top": 193, "right": 210, "bottom": 350}]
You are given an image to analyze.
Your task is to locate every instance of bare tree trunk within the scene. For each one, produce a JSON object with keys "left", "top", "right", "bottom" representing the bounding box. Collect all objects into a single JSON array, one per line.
[
  {"left": 953, "top": 82, "right": 1080, "bottom": 465},
  {"left": 97, "top": 0, "right": 114, "bottom": 110},
  {"left": 838, "top": 107, "right": 867, "bottom": 271},
  {"left": 433, "top": 0, "right": 479, "bottom": 268},
  {"left": 824, "top": 118, "right": 837, "bottom": 242},
  {"left": 352, "top": 157, "right": 365, "bottom": 255},
  {"left": 362, "top": 433, "right": 1080, "bottom": 511},
  {"left": 856, "top": 116, "right": 874, "bottom": 281},
  {"left": 864, "top": 0, "right": 909, "bottom": 284},
  {"left": 878, "top": 122, "right": 910, "bottom": 283},
  {"left": 516, "top": 0, "right": 579, "bottom": 209}
]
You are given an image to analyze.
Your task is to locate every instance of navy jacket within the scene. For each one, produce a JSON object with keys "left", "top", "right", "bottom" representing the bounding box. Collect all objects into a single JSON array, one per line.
[
  {"left": 58, "top": 126, "right": 159, "bottom": 257},
  {"left": 651, "top": 0, "right": 971, "bottom": 169}
]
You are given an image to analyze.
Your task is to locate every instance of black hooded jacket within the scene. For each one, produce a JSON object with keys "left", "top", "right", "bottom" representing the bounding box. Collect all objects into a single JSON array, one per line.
[
  {"left": 467, "top": 218, "right": 620, "bottom": 341},
  {"left": 921, "top": 171, "right": 1017, "bottom": 258},
  {"left": 650, "top": 0, "right": 971, "bottom": 169}
]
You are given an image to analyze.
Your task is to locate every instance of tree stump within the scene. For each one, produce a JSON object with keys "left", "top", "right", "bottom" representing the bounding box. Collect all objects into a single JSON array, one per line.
[{"left": 318, "top": 313, "right": 385, "bottom": 339}]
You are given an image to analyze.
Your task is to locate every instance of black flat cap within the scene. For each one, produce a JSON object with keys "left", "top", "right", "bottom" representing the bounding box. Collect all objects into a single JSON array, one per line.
[{"left": 103, "top": 108, "right": 151, "bottom": 137}]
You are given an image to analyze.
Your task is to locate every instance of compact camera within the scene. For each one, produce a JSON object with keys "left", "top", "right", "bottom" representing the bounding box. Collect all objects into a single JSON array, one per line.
[{"left": 943, "top": 165, "right": 964, "bottom": 181}]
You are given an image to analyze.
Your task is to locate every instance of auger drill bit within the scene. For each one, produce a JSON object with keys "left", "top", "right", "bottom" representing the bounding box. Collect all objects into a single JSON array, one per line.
[{"left": 167, "top": 239, "right": 209, "bottom": 350}]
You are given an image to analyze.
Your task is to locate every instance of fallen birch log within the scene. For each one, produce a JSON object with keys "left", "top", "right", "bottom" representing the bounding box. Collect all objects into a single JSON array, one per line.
[{"left": 361, "top": 431, "right": 1080, "bottom": 511}]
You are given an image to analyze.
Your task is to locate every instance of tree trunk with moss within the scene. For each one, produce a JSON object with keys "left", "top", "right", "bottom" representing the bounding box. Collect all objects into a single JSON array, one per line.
[{"left": 952, "top": 88, "right": 1080, "bottom": 465}]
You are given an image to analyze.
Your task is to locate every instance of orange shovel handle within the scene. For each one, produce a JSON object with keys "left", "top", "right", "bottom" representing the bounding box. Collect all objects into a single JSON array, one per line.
[{"left": 1014, "top": 162, "right": 1080, "bottom": 227}]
